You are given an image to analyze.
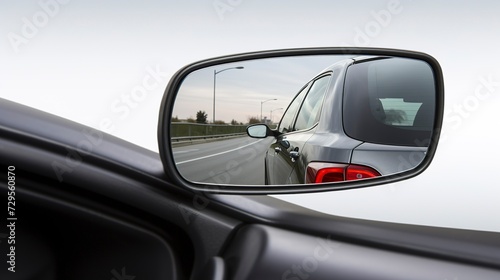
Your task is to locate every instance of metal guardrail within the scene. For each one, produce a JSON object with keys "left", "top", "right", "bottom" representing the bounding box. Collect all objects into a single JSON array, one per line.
[
  {"left": 170, "top": 122, "right": 247, "bottom": 138},
  {"left": 171, "top": 132, "right": 246, "bottom": 146},
  {"left": 169, "top": 122, "right": 279, "bottom": 146}
]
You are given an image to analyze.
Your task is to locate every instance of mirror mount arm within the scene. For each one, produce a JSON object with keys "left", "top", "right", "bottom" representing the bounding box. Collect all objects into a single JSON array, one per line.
[{"left": 268, "top": 127, "right": 281, "bottom": 138}]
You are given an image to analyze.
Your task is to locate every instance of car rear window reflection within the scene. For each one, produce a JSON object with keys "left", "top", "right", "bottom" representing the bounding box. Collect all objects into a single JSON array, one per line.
[{"left": 343, "top": 57, "right": 435, "bottom": 147}]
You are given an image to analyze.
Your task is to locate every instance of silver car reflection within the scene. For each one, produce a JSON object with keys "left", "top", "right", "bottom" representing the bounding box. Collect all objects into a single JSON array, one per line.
[{"left": 247, "top": 56, "right": 436, "bottom": 184}]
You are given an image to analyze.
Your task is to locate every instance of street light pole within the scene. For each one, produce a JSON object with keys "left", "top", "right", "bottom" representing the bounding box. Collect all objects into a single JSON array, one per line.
[
  {"left": 260, "top": 98, "right": 277, "bottom": 123},
  {"left": 270, "top": 108, "right": 283, "bottom": 124},
  {"left": 213, "top": 66, "right": 244, "bottom": 124}
]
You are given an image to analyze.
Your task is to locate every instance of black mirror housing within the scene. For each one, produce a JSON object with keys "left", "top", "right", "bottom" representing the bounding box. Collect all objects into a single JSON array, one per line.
[{"left": 158, "top": 47, "right": 444, "bottom": 194}]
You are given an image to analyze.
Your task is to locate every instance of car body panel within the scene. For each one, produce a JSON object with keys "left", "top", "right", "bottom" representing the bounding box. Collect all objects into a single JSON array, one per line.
[
  {"left": 351, "top": 142, "right": 427, "bottom": 175},
  {"left": 270, "top": 130, "right": 313, "bottom": 184},
  {"left": 264, "top": 55, "right": 435, "bottom": 184},
  {"left": 267, "top": 59, "right": 356, "bottom": 184}
]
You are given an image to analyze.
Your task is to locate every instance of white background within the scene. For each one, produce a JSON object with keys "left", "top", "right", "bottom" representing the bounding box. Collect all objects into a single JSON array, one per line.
[{"left": 2, "top": 0, "right": 500, "bottom": 231}]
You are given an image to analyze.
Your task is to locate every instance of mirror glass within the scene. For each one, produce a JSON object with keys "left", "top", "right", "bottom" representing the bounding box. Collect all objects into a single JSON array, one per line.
[
  {"left": 170, "top": 55, "right": 436, "bottom": 186},
  {"left": 247, "top": 124, "right": 268, "bottom": 138}
]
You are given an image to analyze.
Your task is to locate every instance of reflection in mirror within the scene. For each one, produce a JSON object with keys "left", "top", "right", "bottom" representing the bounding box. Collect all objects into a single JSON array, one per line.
[{"left": 170, "top": 55, "right": 436, "bottom": 186}]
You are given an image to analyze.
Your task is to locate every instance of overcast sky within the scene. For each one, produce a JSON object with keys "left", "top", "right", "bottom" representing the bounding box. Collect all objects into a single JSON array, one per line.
[
  {"left": 173, "top": 55, "right": 349, "bottom": 123},
  {"left": 2, "top": 0, "right": 500, "bottom": 231}
]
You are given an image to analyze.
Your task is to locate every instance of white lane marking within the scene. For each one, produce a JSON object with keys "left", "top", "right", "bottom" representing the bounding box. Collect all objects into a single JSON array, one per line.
[
  {"left": 175, "top": 139, "right": 264, "bottom": 165},
  {"left": 172, "top": 149, "right": 199, "bottom": 154}
]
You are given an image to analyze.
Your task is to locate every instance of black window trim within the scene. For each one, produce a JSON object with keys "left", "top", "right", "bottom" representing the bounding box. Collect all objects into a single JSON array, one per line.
[{"left": 288, "top": 72, "right": 332, "bottom": 134}]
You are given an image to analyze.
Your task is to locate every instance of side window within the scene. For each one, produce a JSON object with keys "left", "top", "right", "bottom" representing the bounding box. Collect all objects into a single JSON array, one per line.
[
  {"left": 278, "top": 84, "right": 309, "bottom": 134},
  {"left": 294, "top": 75, "right": 330, "bottom": 131}
]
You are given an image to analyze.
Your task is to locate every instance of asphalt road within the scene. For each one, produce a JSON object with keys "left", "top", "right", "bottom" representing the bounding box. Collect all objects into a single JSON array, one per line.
[{"left": 173, "top": 136, "right": 274, "bottom": 185}]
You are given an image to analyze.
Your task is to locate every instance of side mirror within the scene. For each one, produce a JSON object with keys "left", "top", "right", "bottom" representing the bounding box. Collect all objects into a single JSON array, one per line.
[
  {"left": 247, "top": 124, "right": 274, "bottom": 139},
  {"left": 158, "top": 48, "right": 444, "bottom": 194}
]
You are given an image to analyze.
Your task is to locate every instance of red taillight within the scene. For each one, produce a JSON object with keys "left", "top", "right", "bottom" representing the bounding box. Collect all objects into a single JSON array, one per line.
[
  {"left": 317, "top": 168, "right": 345, "bottom": 182},
  {"left": 346, "top": 165, "right": 381, "bottom": 181},
  {"left": 306, "top": 162, "right": 381, "bottom": 184}
]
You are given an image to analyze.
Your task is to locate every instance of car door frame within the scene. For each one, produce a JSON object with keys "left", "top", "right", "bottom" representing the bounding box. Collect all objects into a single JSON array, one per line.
[
  {"left": 270, "top": 73, "right": 333, "bottom": 184},
  {"left": 267, "top": 82, "right": 311, "bottom": 184}
]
